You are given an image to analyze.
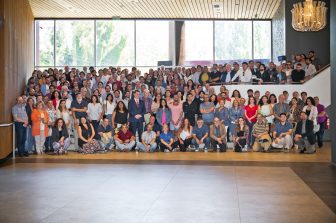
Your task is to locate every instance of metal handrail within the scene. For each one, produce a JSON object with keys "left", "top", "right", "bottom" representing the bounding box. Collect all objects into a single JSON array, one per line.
[
  {"left": 0, "top": 123, "right": 13, "bottom": 127},
  {"left": 208, "top": 64, "right": 331, "bottom": 86}
]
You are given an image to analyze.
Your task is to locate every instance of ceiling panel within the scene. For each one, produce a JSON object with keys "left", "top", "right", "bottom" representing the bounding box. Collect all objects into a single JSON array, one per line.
[{"left": 28, "top": 0, "right": 282, "bottom": 19}]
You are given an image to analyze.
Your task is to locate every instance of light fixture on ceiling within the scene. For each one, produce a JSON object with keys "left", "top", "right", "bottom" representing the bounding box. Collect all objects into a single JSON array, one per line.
[
  {"left": 291, "top": 0, "right": 328, "bottom": 32},
  {"left": 235, "top": 0, "right": 240, "bottom": 5},
  {"left": 212, "top": 2, "right": 224, "bottom": 16}
]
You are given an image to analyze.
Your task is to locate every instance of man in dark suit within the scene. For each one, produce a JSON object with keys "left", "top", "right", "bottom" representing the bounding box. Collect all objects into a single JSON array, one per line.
[
  {"left": 128, "top": 90, "right": 146, "bottom": 140},
  {"left": 220, "top": 64, "right": 236, "bottom": 83},
  {"left": 294, "top": 111, "right": 316, "bottom": 154}
]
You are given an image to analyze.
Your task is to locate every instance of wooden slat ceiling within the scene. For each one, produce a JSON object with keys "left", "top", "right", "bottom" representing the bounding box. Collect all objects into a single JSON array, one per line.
[{"left": 28, "top": 0, "right": 282, "bottom": 19}]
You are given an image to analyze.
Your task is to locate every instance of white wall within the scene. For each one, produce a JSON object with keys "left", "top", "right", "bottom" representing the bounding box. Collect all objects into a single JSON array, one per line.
[{"left": 213, "top": 67, "right": 331, "bottom": 106}]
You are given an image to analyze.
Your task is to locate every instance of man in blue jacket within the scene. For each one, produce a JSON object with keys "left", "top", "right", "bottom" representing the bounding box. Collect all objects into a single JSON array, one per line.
[{"left": 128, "top": 90, "right": 146, "bottom": 140}]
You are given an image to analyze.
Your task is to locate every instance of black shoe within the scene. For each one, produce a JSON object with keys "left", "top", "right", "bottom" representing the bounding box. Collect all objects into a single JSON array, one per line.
[
  {"left": 299, "top": 148, "right": 306, "bottom": 154},
  {"left": 24, "top": 153, "right": 29, "bottom": 157}
]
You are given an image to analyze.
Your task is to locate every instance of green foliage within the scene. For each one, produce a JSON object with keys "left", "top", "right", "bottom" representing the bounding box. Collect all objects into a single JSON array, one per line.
[{"left": 96, "top": 21, "right": 128, "bottom": 66}]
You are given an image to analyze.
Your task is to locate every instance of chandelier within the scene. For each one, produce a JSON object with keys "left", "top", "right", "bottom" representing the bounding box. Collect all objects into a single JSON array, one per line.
[{"left": 291, "top": 0, "right": 328, "bottom": 32}]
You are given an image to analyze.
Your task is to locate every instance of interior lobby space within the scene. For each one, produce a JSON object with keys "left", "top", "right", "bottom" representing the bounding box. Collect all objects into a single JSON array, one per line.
[{"left": 1, "top": 0, "right": 336, "bottom": 222}]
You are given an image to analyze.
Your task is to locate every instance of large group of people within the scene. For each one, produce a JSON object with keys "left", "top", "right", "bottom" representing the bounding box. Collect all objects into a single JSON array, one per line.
[{"left": 12, "top": 52, "right": 327, "bottom": 157}]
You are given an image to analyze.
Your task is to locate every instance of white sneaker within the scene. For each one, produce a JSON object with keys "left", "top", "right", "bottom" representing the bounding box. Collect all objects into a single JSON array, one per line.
[
  {"left": 108, "top": 144, "right": 114, "bottom": 151},
  {"left": 204, "top": 148, "right": 208, "bottom": 153},
  {"left": 164, "top": 149, "right": 170, "bottom": 153}
]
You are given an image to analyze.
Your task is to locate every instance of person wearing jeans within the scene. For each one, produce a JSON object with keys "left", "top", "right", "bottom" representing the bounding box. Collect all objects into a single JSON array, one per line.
[
  {"left": 314, "top": 97, "right": 327, "bottom": 147},
  {"left": 272, "top": 113, "right": 293, "bottom": 151},
  {"left": 114, "top": 124, "right": 136, "bottom": 152},
  {"left": 137, "top": 123, "right": 157, "bottom": 152},
  {"left": 25, "top": 97, "right": 36, "bottom": 153},
  {"left": 192, "top": 117, "right": 210, "bottom": 152},
  {"left": 12, "top": 96, "right": 29, "bottom": 157}
]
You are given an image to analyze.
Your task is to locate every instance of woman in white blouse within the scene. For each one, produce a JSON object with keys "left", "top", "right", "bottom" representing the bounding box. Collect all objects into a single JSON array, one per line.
[
  {"left": 88, "top": 95, "right": 103, "bottom": 138},
  {"left": 302, "top": 97, "right": 319, "bottom": 132},
  {"left": 57, "top": 99, "right": 71, "bottom": 132},
  {"left": 103, "top": 93, "right": 115, "bottom": 126}
]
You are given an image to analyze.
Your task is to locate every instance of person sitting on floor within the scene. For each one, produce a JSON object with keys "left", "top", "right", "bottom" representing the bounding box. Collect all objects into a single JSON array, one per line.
[
  {"left": 137, "top": 123, "right": 157, "bottom": 152},
  {"left": 233, "top": 117, "right": 249, "bottom": 152},
  {"left": 251, "top": 114, "right": 272, "bottom": 152},
  {"left": 272, "top": 113, "right": 293, "bottom": 152},
  {"left": 160, "top": 123, "right": 178, "bottom": 152},
  {"left": 77, "top": 116, "right": 102, "bottom": 154},
  {"left": 114, "top": 124, "right": 136, "bottom": 152},
  {"left": 177, "top": 118, "right": 193, "bottom": 152},
  {"left": 209, "top": 117, "right": 227, "bottom": 152},
  {"left": 51, "top": 118, "right": 71, "bottom": 155},
  {"left": 97, "top": 116, "right": 114, "bottom": 151},
  {"left": 191, "top": 117, "right": 210, "bottom": 152},
  {"left": 294, "top": 111, "right": 316, "bottom": 154}
]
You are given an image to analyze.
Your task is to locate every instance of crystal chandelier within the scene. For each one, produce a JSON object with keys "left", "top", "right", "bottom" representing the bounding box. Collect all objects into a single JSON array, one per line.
[{"left": 291, "top": 0, "right": 328, "bottom": 32}]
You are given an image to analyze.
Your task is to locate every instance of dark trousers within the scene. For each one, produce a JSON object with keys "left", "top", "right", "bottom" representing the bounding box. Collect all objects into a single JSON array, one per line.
[
  {"left": 179, "top": 138, "right": 193, "bottom": 152},
  {"left": 129, "top": 121, "right": 143, "bottom": 140},
  {"left": 316, "top": 121, "right": 326, "bottom": 147},
  {"left": 160, "top": 141, "right": 179, "bottom": 152},
  {"left": 210, "top": 139, "right": 227, "bottom": 152},
  {"left": 91, "top": 120, "right": 100, "bottom": 140},
  {"left": 44, "top": 136, "right": 52, "bottom": 152},
  {"left": 246, "top": 121, "right": 255, "bottom": 146},
  {"left": 15, "top": 122, "right": 27, "bottom": 155}
]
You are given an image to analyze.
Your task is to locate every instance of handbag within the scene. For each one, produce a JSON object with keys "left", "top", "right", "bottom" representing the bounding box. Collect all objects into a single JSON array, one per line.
[{"left": 313, "top": 124, "right": 320, "bottom": 133}]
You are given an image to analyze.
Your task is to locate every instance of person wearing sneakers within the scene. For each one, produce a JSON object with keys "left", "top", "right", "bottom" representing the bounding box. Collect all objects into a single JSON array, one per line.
[
  {"left": 159, "top": 123, "right": 178, "bottom": 152},
  {"left": 97, "top": 117, "right": 114, "bottom": 151},
  {"left": 209, "top": 117, "right": 228, "bottom": 152},
  {"left": 137, "top": 123, "right": 157, "bottom": 152},
  {"left": 272, "top": 113, "right": 293, "bottom": 152},
  {"left": 191, "top": 117, "right": 210, "bottom": 152}
]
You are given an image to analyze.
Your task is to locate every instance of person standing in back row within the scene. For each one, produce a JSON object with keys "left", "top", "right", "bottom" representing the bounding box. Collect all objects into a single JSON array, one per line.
[
  {"left": 128, "top": 90, "right": 145, "bottom": 140},
  {"left": 12, "top": 96, "right": 29, "bottom": 157}
]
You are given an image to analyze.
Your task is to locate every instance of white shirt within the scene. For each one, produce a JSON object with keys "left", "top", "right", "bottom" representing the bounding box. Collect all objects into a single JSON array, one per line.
[
  {"left": 88, "top": 103, "right": 102, "bottom": 120},
  {"left": 225, "top": 72, "right": 232, "bottom": 83},
  {"left": 232, "top": 68, "right": 252, "bottom": 83},
  {"left": 305, "top": 64, "right": 316, "bottom": 77},
  {"left": 302, "top": 105, "right": 318, "bottom": 125},
  {"left": 104, "top": 101, "right": 115, "bottom": 115},
  {"left": 192, "top": 71, "right": 201, "bottom": 84}
]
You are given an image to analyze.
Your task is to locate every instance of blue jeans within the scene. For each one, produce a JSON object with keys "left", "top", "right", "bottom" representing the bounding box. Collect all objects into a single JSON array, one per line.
[
  {"left": 316, "top": 121, "right": 325, "bottom": 147},
  {"left": 44, "top": 136, "right": 52, "bottom": 152},
  {"left": 192, "top": 137, "right": 210, "bottom": 149},
  {"left": 229, "top": 122, "right": 237, "bottom": 139},
  {"left": 137, "top": 142, "right": 157, "bottom": 152},
  {"left": 246, "top": 121, "right": 254, "bottom": 147},
  {"left": 25, "top": 125, "right": 36, "bottom": 152},
  {"left": 99, "top": 137, "right": 114, "bottom": 149},
  {"left": 15, "top": 122, "right": 27, "bottom": 155}
]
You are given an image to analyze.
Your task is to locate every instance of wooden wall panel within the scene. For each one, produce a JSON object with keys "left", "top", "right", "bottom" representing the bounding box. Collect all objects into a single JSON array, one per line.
[
  {"left": 28, "top": 0, "right": 281, "bottom": 19},
  {"left": 0, "top": 0, "right": 34, "bottom": 159}
]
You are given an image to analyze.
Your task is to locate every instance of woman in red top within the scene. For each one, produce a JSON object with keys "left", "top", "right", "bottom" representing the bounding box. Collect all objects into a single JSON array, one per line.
[{"left": 244, "top": 96, "right": 258, "bottom": 148}]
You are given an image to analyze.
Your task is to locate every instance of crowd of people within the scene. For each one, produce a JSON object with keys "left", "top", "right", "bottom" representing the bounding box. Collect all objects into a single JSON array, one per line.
[{"left": 12, "top": 52, "right": 327, "bottom": 157}]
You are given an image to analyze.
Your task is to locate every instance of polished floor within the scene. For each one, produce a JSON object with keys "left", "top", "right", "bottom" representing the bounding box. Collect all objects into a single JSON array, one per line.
[
  {"left": 15, "top": 142, "right": 332, "bottom": 164},
  {"left": 0, "top": 163, "right": 335, "bottom": 223}
]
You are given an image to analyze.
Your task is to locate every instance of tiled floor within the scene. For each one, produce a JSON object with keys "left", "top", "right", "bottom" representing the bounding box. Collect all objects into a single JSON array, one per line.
[{"left": 0, "top": 163, "right": 335, "bottom": 223}]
